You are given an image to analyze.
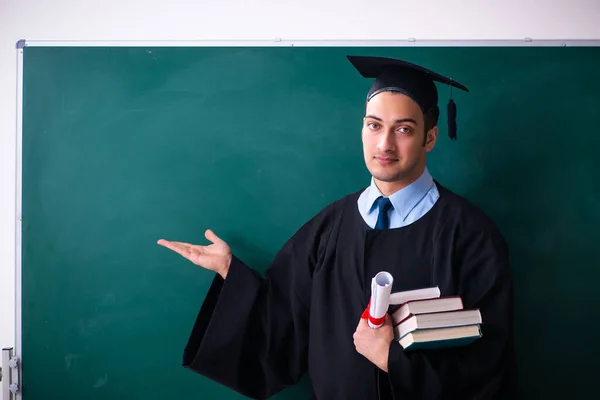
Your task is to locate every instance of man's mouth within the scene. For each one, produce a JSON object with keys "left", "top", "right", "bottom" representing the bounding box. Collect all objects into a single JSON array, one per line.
[{"left": 374, "top": 156, "right": 398, "bottom": 165}]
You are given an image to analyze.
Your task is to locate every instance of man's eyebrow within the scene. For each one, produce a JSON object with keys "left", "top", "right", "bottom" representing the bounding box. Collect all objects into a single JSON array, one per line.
[
  {"left": 396, "top": 118, "right": 418, "bottom": 125},
  {"left": 364, "top": 115, "right": 418, "bottom": 125}
]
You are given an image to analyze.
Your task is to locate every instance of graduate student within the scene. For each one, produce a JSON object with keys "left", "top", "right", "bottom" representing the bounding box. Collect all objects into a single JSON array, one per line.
[{"left": 158, "top": 55, "right": 517, "bottom": 399}]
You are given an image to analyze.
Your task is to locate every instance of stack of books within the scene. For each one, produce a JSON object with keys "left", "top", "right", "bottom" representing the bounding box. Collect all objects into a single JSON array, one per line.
[{"left": 388, "top": 286, "right": 482, "bottom": 351}]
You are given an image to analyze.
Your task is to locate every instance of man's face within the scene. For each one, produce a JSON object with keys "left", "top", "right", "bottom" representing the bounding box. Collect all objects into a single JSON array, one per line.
[{"left": 361, "top": 91, "right": 437, "bottom": 191}]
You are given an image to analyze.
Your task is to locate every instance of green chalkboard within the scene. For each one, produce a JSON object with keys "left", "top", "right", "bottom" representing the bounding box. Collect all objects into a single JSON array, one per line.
[{"left": 22, "top": 45, "right": 600, "bottom": 399}]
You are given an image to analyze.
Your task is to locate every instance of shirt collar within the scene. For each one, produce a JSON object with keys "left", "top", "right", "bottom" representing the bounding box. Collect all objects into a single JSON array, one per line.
[{"left": 366, "top": 168, "right": 435, "bottom": 221}]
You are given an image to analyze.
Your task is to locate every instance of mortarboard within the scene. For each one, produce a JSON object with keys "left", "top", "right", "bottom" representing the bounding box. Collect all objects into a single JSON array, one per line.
[{"left": 347, "top": 55, "right": 469, "bottom": 140}]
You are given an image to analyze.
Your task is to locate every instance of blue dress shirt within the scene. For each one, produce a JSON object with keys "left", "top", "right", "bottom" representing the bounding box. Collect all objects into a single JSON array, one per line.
[{"left": 357, "top": 168, "right": 440, "bottom": 229}]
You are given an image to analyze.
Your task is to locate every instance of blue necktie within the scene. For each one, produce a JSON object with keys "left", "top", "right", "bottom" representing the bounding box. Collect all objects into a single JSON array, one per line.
[{"left": 374, "top": 196, "right": 393, "bottom": 230}]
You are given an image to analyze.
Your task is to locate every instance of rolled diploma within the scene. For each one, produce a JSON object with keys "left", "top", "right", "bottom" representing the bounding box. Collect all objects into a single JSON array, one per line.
[{"left": 368, "top": 271, "right": 394, "bottom": 328}]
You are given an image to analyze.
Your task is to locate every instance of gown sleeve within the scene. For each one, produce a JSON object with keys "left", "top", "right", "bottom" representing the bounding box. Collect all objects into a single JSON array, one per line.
[
  {"left": 181, "top": 205, "right": 335, "bottom": 400},
  {"left": 386, "top": 222, "right": 517, "bottom": 399}
]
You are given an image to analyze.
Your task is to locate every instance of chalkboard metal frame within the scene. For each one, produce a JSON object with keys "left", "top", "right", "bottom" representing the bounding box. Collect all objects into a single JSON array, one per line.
[{"left": 14, "top": 39, "right": 600, "bottom": 47}]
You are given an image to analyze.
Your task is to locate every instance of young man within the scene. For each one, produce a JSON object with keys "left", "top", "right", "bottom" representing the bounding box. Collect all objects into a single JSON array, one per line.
[{"left": 158, "top": 55, "right": 516, "bottom": 399}]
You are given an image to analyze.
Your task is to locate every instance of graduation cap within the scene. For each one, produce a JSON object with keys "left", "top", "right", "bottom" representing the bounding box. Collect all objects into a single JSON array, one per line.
[{"left": 347, "top": 55, "right": 469, "bottom": 140}]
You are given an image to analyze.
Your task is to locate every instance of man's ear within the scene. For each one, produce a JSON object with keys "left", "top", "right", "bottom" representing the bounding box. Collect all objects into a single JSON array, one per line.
[{"left": 425, "top": 126, "right": 438, "bottom": 152}]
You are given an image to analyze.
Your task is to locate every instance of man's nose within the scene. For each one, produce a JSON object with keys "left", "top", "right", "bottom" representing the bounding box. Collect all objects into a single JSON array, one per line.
[{"left": 377, "top": 130, "right": 396, "bottom": 153}]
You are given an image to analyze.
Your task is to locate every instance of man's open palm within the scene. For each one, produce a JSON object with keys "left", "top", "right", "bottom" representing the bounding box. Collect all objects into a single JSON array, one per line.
[{"left": 158, "top": 229, "right": 232, "bottom": 279}]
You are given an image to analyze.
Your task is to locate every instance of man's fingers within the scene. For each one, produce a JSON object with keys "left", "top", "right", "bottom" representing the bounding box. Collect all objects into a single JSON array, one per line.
[
  {"left": 158, "top": 240, "right": 192, "bottom": 259},
  {"left": 158, "top": 239, "right": 209, "bottom": 257},
  {"left": 171, "top": 241, "right": 194, "bottom": 249},
  {"left": 205, "top": 229, "right": 224, "bottom": 245},
  {"left": 357, "top": 316, "right": 368, "bottom": 329},
  {"left": 159, "top": 240, "right": 202, "bottom": 251},
  {"left": 160, "top": 231, "right": 224, "bottom": 249}
]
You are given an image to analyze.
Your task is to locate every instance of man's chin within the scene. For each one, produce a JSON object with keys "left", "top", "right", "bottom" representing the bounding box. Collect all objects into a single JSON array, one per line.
[{"left": 370, "top": 171, "right": 405, "bottom": 183}]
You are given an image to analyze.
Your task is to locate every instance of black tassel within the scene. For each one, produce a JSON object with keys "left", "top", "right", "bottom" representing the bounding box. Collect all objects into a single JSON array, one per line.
[{"left": 447, "top": 99, "right": 457, "bottom": 140}]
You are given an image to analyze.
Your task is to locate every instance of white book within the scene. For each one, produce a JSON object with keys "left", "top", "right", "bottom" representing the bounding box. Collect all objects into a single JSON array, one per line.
[
  {"left": 391, "top": 296, "right": 464, "bottom": 325},
  {"left": 388, "top": 286, "right": 440, "bottom": 305}
]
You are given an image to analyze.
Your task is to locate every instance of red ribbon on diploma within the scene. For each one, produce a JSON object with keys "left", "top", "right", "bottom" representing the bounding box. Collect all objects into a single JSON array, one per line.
[{"left": 361, "top": 298, "right": 386, "bottom": 326}]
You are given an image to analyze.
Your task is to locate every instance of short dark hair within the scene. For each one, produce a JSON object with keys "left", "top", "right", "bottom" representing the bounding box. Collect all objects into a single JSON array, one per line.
[
  {"left": 422, "top": 106, "right": 439, "bottom": 145},
  {"left": 424, "top": 106, "right": 439, "bottom": 133}
]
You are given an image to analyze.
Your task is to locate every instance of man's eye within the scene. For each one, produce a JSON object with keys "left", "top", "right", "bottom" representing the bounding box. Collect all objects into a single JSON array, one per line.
[
  {"left": 398, "top": 127, "right": 413, "bottom": 134},
  {"left": 367, "top": 122, "right": 380, "bottom": 130}
]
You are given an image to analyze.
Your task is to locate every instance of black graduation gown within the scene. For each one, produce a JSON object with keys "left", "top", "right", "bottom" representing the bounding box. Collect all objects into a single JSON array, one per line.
[{"left": 182, "top": 183, "right": 517, "bottom": 399}]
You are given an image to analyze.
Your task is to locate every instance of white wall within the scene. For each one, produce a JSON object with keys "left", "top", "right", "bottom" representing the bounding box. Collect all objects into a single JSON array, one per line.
[{"left": 0, "top": 0, "right": 599, "bottom": 394}]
